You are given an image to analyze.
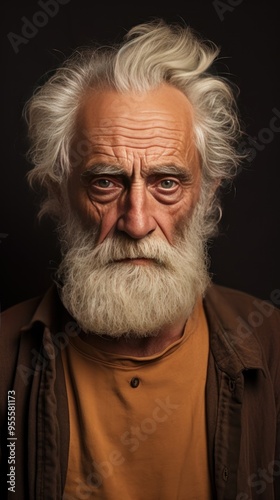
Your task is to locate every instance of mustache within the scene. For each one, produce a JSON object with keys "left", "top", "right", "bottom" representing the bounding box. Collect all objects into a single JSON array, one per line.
[{"left": 82, "top": 233, "right": 187, "bottom": 268}]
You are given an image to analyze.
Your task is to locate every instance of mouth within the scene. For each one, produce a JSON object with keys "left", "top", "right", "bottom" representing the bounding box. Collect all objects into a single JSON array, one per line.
[{"left": 113, "top": 257, "right": 154, "bottom": 266}]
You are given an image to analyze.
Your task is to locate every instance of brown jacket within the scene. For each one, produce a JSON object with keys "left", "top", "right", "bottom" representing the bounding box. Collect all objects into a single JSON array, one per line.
[{"left": 1, "top": 283, "right": 280, "bottom": 499}]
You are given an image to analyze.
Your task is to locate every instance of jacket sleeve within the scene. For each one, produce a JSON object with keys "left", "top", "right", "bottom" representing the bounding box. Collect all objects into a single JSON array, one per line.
[{"left": 0, "top": 297, "right": 41, "bottom": 497}]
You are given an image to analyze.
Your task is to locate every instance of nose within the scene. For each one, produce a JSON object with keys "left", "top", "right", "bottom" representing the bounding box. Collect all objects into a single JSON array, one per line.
[{"left": 117, "top": 184, "right": 157, "bottom": 239}]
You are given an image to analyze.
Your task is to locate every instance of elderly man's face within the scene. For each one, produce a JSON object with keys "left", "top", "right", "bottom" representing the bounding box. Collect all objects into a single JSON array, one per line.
[
  {"left": 68, "top": 84, "right": 201, "bottom": 252},
  {"left": 58, "top": 85, "right": 209, "bottom": 337}
]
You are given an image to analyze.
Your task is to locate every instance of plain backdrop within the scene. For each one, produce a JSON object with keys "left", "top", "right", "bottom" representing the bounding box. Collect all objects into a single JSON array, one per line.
[{"left": 1, "top": 0, "right": 279, "bottom": 311}]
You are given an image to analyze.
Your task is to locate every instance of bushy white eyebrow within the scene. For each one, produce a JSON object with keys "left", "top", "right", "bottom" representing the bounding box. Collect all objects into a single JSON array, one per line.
[
  {"left": 80, "top": 163, "right": 127, "bottom": 180},
  {"left": 147, "top": 165, "right": 193, "bottom": 182},
  {"left": 80, "top": 162, "right": 193, "bottom": 183}
]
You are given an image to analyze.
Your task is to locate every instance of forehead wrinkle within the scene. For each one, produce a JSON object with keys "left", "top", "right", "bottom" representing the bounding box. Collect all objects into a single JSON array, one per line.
[
  {"left": 81, "top": 141, "right": 195, "bottom": 173},
  {"left": 80, "top": 135, "right": 186, "bottom": 154},
  {"left": 82, "top": 134, "right": 187, "bottom": 155},
  {"left": 96, "top": 116, "right": 186, "bottom": 130},
  {"left": 84, "top": 126, "right": 185, "bottom": 142},
  {"left": 84, "top": 105, "right": 188, "bottom": 122}
]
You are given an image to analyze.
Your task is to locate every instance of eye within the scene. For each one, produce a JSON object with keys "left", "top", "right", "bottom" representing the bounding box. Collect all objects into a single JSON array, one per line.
[
  {"left": 86, "top": 176, "right": 123, "bottom": 204},
  {"left": 94, "top": 179, "right": 114, "bottom": 188},
  {"left": 150, "top": 176, "right": 182, "bottom": 204},
  {"left": 159, "top": 179, "right": 177, "bottom": 189}
]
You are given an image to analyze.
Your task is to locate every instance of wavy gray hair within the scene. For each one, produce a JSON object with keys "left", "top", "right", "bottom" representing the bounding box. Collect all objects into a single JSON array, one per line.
[{"left": 24, "top": 18, "right": 244, "bottom": 234}]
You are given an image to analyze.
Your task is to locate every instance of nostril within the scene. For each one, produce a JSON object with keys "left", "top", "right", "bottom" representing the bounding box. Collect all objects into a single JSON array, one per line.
[{"left": 116, "top": 212, "right": 156, "bottom": 239}]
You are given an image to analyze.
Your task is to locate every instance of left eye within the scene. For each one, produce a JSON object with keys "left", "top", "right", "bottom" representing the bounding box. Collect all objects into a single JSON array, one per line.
[
  {"left": 95, "top": 179, "right": 114, "bottom": 188},
  {"left": 160, "top": 179, "right": 177, "bottom": 189}
]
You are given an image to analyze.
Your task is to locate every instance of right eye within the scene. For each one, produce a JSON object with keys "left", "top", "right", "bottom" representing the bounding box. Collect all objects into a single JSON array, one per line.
[{"left": 87, "top": 177, "right": 123, "bottom": 203}]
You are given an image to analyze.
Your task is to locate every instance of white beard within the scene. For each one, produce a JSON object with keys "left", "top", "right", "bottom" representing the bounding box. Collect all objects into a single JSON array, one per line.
[{"left": 56, "top": 197, "right": 211, "bottom": 338}]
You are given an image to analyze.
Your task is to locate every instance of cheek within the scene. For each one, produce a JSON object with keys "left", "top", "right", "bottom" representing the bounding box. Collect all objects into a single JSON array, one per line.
[
  {"left": 67, "top": 178, "right": 102, "bottom": 227},
  {"left": 67, "top": 174, "right": 122, "bottom": 243},
  {"left": 68, "top": 185, "right": 121, "bottom": 242},
  {"left": 95, "top": 206, "right": 120, "bottom": 243},
  {"left": 155, "top": 195, "right": 199, "bottom": 242},
  {"left": 154, "top": 209, "right": 185, "bottom": 244}
]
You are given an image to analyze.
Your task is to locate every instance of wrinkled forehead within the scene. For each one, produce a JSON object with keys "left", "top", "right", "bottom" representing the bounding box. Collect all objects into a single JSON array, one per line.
[
  {"left": 72, "top": 84, "right": 198, "bottom": 166},
  {"left": 75, "top": 85, "right": 195, "bottom": 137}
]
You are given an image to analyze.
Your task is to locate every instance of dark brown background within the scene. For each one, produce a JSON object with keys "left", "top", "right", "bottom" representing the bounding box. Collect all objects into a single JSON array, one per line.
[{"left": 1, "top": 0, "right": 279, "bottom": 311}]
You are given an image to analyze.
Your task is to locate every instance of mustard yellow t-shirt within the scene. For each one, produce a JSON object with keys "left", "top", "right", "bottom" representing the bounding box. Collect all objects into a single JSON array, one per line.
[{"left": 62, "top": 300, "right": 212, "bottom": 499}]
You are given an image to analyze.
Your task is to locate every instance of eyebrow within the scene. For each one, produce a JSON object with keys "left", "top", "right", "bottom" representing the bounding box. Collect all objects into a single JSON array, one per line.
[
  {"left": 80, "top": 164, "right": 127, "bottom": 182},
  {"left": 80, "top": 163, "right": 193, "bottom": 183},
  {"left": 147, "top": 165, "right": 193, "bottom": 182}
]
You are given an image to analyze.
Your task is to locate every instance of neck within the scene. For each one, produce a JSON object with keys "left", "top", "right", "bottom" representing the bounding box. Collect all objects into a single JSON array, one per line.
[{"left": 78, "top": 314, "right": 190, "bottom": 357}]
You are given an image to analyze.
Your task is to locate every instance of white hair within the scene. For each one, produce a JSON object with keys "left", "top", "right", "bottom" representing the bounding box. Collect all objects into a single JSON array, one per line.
[{"left": 24, "top": 18, "right": 243, "bottom": 229}]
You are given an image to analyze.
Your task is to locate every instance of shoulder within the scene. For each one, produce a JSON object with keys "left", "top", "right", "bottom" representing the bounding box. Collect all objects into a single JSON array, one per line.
[
  {"left": 0, "top": 295, "right": 44, "bottom": 385},
  {"left": 0, "top": 286, "right": 62, "bottom": 401},
  {"left": 0, "top": 296, "right": 43, "bottom": 337},
  {"left": 0, "top": 295, "right": 44, "bottom": 420},
  {"left": 204, "top": 283, "right": 280, "bottom": 324},
  {"left": 0, "top": 285, "right": 62, "bottom": 356},
  {"left": 204, "top": 283, "right": 280, "bottom": 375}
]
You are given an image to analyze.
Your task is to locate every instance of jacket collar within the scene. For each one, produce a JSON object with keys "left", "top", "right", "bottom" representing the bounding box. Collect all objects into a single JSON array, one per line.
[
  {"left": 20, "top": 284, "right": 63, "bottom": 333},
  {"left": 20, "top": 282, "right": 266, "bottom": 378}
]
